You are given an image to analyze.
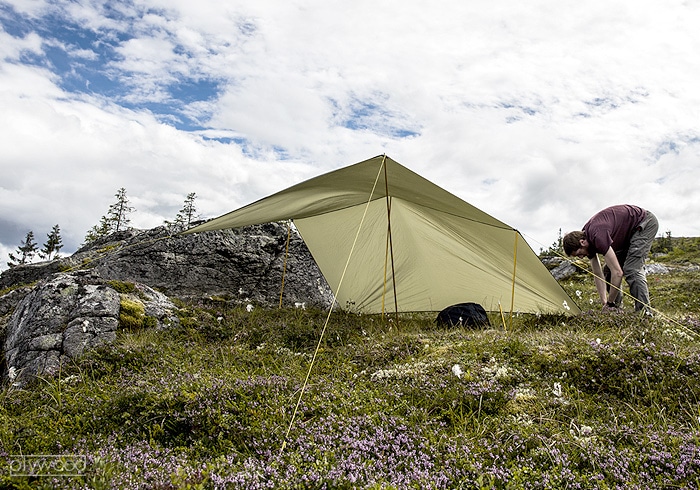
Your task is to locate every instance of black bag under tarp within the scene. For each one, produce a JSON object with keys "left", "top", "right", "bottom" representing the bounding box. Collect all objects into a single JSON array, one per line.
[{"left": 436, "top": 302, "right": 490, "bottom": 328}]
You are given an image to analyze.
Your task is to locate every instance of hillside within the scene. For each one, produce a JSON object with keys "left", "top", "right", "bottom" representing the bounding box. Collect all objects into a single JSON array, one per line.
[{"left": 0, "top": 236, "right": 699, "bottom": 488}]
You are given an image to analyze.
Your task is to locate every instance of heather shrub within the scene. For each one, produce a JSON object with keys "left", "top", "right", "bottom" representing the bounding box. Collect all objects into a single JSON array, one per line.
[{"left": 2, "top": 267, "right": 700, "bottom": 489}]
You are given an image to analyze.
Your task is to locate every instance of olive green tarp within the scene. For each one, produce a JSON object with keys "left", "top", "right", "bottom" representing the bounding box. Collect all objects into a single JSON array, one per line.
[{"left": 186, "top": 155, "right": 579, "bottom": 315}]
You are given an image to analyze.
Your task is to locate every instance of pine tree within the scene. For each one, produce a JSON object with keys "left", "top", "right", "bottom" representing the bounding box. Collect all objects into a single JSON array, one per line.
[
  {"left": 173, "top": 192, "right": 199, "bottom": 232},
  {"left": 83, "top": 188, "right": 136, "bottom": 244},
  {"left": 7, "top": 231, "right": 38, "bottom": 267},
  {"left": 84, "top": 216, "right": 112, "bottom": 245},
  {"left": 40, "top": 224, "right": 64, "bottom": 260},
  {"left": 108, "top": 187, "right": 135, "bottom": 232}
]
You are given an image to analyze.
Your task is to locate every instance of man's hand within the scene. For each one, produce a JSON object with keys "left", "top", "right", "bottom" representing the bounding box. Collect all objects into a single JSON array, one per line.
[{"left": 603, "top": 301, "right": 620, "bottom": 312}]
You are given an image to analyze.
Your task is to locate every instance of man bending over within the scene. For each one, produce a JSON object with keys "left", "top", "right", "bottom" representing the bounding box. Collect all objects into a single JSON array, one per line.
[{"left": 563, "top": 204, "right": 658, "bottom": 313}]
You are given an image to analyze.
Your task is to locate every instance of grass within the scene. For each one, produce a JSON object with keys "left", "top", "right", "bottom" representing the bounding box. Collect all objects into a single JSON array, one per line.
[{"left": 1, "top": 269, "right": 700, "bottom": 488}]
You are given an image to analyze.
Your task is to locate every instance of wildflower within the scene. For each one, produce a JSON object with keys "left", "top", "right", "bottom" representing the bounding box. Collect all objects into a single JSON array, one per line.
[
  {"left": 663, "top": 328, "right": 694, "bottom": 341},
  {"left": 514, "top": 386, "right": 537, "bottom": 401},
  {"left": 570, "top": 423, "right": 595, "bottom": 443},
  {"left": 495, "top": 366, "right": 509, "bottom": 380},
  {"left": 451, "top": 364, "right": 463, "bottom": 379},
  {"left": 371, "top": 361, "right": 438, "bottom": 381},
  {"left": 552, "top": 382, "right": 562, "bottom": 397},
  {"left": 61, "top": 374, "right": 79, "bottom": 385},
  {"left": 246, "top": 304, "right": 254, "bottom": 312}
]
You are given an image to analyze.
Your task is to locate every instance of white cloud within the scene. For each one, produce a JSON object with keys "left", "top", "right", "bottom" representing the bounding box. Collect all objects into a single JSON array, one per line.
[
  {"left": 2, "top": 0, "right": 50, "bottom": 18},
  {"left": 2, "top": 0, "right": 700, "bottom": 273},
  {"left": 0, "top": 64, "right": 312, "bottom": 259}
]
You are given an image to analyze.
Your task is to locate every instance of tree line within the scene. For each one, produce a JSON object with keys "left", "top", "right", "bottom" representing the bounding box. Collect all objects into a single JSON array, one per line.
[{"left": 6, "top": 188, "right": 200, "bottom": 268}]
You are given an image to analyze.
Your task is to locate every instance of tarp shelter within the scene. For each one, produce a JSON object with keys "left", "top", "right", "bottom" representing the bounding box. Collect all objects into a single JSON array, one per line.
[{"left": 186, "top": 155, "right": 580, "bottom": 315}]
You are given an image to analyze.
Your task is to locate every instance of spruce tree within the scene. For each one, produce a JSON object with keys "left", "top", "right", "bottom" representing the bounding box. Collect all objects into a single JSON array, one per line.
[
  {"left": 108, "top": 187, "right": 135, "bottom": 232},
  {"left": 40, "top": 224, "right": 64, "bottom": 260},
  {"left": 83, "top": 188, "right": 136, "bottom": 244},
  {"left": 7, "top": 231, "right": 38, "bottom": 267},
  {"left": 84, "top": 216, "right": 112, "bottom": 245},
  {"left": 175, "top": 192, "right": 199, "bottom": 231}
]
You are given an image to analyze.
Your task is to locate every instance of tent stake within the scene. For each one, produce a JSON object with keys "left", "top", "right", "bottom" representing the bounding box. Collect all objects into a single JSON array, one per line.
[{"left": 499, "top": 302, "right": 507, "bottom": 332}]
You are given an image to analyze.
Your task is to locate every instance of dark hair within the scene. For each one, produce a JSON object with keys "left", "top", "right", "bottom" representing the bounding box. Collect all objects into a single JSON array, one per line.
[{"left": 563, "top": 231, "right": 585, "bottom": 256}]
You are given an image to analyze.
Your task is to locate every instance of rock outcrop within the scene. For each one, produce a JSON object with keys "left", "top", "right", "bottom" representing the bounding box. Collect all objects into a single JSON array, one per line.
[
  {"left": 3, "top": 270, "right": 179, "bottom": 387},
  {"left": 0, "top": 223, "right": 333, "bottom": 307},
  {"left": 550, "top": 260, "right": 579, "bottom": 281},
  {"left": 0, "top": 223, "right": 334, "bottom": 385},
  {"left": 542, "top": 256, "right": 674, "bottom": 281}
]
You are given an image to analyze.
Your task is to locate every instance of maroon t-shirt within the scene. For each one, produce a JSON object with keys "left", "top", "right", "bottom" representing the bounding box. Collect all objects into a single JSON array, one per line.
[{"left": 582, "top": 205, "right": 646, "bottom": 257}]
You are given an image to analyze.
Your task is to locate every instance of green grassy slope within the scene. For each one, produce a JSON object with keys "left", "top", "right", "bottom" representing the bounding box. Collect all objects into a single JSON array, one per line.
[{"left": 1, "top": 246, "right": 700, "bottom": 489}]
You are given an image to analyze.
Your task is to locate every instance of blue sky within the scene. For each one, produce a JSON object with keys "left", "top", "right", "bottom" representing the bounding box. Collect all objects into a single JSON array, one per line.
[
  {"left": 0, "top": 1, "right": 223, "bottom": 131},
  {"left": 1, "top": 0, "right": 700, "bottom": 269}
]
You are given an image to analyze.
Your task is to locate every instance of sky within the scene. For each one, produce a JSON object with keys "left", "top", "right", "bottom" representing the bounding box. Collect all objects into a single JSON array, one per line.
[{"left": 1, "top": 0, "right": 699, "bottom": 271}]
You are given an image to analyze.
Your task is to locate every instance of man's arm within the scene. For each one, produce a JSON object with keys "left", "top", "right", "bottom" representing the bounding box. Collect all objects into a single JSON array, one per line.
[
  {"left": 589, "top": 254, "right": 608, "bottom": 305},
  {"left": 602, "top": 246, "right": 624, "bottom": 304}
]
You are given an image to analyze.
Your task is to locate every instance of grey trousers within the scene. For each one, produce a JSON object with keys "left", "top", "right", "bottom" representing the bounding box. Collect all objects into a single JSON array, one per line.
[
  {"left": 622, "top": 210, "right": 659, "bottom": 311},
  {"left": 604, "top": 210, "right": 659, "bottom": 311}
]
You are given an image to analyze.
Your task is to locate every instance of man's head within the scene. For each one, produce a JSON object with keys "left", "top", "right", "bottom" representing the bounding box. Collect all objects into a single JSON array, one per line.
[{"left": 563, "top": 231, "right": 590, "bottom": 258}]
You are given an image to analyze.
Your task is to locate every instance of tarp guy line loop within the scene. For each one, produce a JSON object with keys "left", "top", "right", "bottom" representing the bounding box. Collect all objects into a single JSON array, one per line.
[
  {"left": 280, "top": 157, "right": 387, "bottom": 454},
  {"left": 279, "top": 220, "right": 292, "bottom": 308}
]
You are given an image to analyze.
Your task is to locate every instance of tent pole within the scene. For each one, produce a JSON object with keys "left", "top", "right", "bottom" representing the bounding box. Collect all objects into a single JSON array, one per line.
[
  {"left": 279, "top": 220, "right": 292, "bottom": 309},
  {"left": 383, "top": 157, "right": 399, "bottom": 322},
  {"left": 509, "top": 231, "right": 519, "bottom": 329},
  {"left": 380, "top": 157, "right": 389, "bottom": 317},
  {"left": 382, "top": 219, "right": 389, "bottom": 315}
]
